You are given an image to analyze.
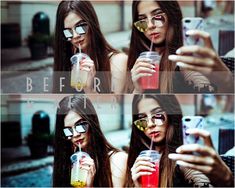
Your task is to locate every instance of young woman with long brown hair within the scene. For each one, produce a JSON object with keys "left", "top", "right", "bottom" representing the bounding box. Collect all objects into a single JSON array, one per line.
[
  {"left": 53, "top": 0, "right": 127, "bottom": 93},
  {"left": 128, "top": 0, "right": 233, "bottom": 93},
  {"left": 53, "top": 95, "right": 127, "bottom": 187},
  {"left": 125, "top": 94, "right": 233, "bottom": 187}
]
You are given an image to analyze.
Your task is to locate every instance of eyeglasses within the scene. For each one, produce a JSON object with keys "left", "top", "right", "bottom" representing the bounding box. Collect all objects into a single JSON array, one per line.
[
  {"left": 63, "top": 120, "right": 89, "bottom": 140},
  {"left": 63, "top": 22, "right": 88, "bottom": 41},
  {"left": 134, "top": 13, "right": 166, "bottom": 33},
  {"left": 134, "top": 112, "right": 166, "bottom": 131}
]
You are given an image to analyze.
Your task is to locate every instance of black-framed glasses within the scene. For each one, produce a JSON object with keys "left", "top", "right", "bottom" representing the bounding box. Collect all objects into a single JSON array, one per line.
[
  {"left": 63, "top": 22, "right": 88, "bottom": 41},
  {"left": 134, "top": 112, "right": 166, "bottom": 132},
  {"left": 63, "top": 120, "right": 89, "bottom": 140},
  {"left": 134, "top": 13, "right": 166, "bottom": 33}
]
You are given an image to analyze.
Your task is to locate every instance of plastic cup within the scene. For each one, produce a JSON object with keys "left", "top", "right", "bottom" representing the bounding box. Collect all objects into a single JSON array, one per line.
[
  {"left": 70, "top": 53, "right": 91, "bottom": 90},
  {"left": 139, "top": 51, "right": 161, "bottom": 90},
  {"left": 139, "top": 150, "right": 161, "bottom": 188},
  {"left": 70, "top": 151, "right": 90, "bottom": 187}
]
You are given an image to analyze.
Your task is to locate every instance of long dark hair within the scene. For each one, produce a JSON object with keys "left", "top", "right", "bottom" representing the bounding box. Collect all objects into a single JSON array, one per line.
[
  {"left": 53, "top": 95, "right": 118, "bottom": 187},
  {"left": 53, "top": 0, "right": 118, "bottom": 93},
  {"left": 125, "top": 94, "right": 183, "bottom": 187},
  {"left": 127, "top": 1, "right": 183, "bottom": 93}
]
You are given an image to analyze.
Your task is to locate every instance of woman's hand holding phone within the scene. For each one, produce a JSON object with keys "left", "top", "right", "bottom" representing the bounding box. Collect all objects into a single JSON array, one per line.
[
  {"left": 168, "top": 17, "right": 233, "bottom": 92},
  {"left": 168, "top": 129, "right": 233, "bottom": 186}
]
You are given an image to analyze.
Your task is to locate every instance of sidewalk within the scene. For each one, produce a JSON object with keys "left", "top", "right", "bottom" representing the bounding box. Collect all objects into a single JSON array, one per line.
[{"left": 1, "top": 146, "right": 54, "bottom": 177}]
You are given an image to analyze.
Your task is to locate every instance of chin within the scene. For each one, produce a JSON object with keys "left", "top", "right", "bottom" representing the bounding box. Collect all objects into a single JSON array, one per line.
[
  {"left": 154, "top": 37, "right": 165, "bottom": 44},
  {"left": 151, "top": 136, "right": 164, "bottom": 143},
  {"left": 80, "top": 142, "right": 87, "bottom": 149}
]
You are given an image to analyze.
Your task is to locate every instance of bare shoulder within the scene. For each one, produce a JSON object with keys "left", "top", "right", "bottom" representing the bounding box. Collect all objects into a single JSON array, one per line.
[
  {"left": 110, "top": 151, "right": 128, "bottom": 172},
  {"left": 110, "top": 52, "right": 128, "bottom": 70},
  {"left": 111, "top": 52, "right": 128, "bottom": 62},
  {"left": 110, "top": 151, "right": 128, "bottom": 186},
  {"left": 110, "top": 151, "right": 128, "bottom": 164}
]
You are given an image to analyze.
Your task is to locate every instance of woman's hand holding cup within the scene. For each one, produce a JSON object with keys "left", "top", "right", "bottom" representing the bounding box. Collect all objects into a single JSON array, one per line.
[
  {"left": 80, "top": 157, "right": 96, "bottom": 187},
  {"left": 131, "top": 155, "right": 156, "bottom": 187},
  {"left": 80, "top": 58, "right": 96, "bottom": 93}
]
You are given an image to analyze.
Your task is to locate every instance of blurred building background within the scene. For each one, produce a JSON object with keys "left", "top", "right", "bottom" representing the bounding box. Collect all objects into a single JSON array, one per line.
[{"left": 1, "top": 1, "right": 200, "bottom": 47}]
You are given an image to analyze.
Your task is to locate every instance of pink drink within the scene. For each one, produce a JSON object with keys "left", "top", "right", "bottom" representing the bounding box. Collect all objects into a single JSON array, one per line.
[
  {"left": 141, "top": 161, "right": 159, "bottom": 188},
  {"left": 140, "top": 64, "right": 160, "bottom": 90},
  {"left": 139, "top": 150, "right": 161, "bottom": 188},
  {"left": 139, "top": 51, "right": 161, "bottom": 90}
]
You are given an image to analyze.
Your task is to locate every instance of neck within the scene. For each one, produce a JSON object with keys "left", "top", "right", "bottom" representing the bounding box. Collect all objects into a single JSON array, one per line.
[
  {"left": 154, "top": 145, "right": 163, "bottom": 153},
  {"left": 155, "top": 47, "right": 165, "bottom": 55},
  {"left": 153, "top": 41, "right": 165, "bottom": 55}
]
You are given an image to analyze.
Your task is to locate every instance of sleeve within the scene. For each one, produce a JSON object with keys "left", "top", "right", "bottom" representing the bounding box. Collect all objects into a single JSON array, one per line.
[
  {"left": 180, "top": 70, "right": 216, "bottom": 93},
  {"left": 181, "top": 166, "right": 213, "bottom": 187}
]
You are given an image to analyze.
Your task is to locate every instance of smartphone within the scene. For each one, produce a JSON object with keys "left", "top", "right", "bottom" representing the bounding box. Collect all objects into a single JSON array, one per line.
[
  {"left": 182, "top": 116, "right": 204, "bottom": 145},
  {"left": 182, "top": 17, "right": 204, "bottom": 46}
]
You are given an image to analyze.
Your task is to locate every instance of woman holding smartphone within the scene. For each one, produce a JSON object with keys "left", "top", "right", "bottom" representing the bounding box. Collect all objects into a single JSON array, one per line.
[
  {"left": 125, "top": 94, "right": 233, "bottom": 187},
  {"left": 128, "top": 0, "right": 233, "bottom": 93},
  {"left": 53, "top": 95, "right": 127, "bottom": 187}
]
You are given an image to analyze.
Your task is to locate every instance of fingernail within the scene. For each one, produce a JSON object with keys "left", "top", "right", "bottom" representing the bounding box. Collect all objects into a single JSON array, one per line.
[
  {"left": 185, "top": 129, "right": 192, "bottom": 134},
  {"left": 168, "top": 55, "right": 178, "bottom": 61},
  {"left": 176, "top": 160, "right": 187, "bottom": 167},
  {"left": 176, "top": 147, "right": 181, "bottom": 153},
  {"left": 176, "top": 62, "right": 185, "bottom": 67},
  {"left": 151, "top": 65, "right": 155, "bottom": 68},
  {"left": 168, "top": 154, "right": 177, "bottom": 160},
  {"left": 176, "top": 49, "right": 181, "bottom": 54},
  {"left": 151, "top": 70, "right": 156, "bottom": 73},
  {"left": 186, "top": 30, "right": 195, "bottom": 35}
]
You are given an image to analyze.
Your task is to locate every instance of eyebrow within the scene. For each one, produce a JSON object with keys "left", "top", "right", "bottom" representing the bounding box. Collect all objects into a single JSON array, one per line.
[
  {"left": 64, "top": 119, "right": 85, "bottom": 128},
  {"left": 151, "top": 107, "right": 164, "bottom": 114},
  {"left": 138, "top": 8, "right": 163, "bottom": 18},
  {"left": 64, "top": 20, "right": 85, "bottom": 29},
  {"left": 137, "top": 107, "right": 164, "bottom": 117}
]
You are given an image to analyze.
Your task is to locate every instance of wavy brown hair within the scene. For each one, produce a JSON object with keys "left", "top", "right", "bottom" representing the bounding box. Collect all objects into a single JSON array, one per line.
[
  {"left": 53, "top": 95, "right": 119, "bottom": 187},
  {"left": 53, "top": 0, "right": 118, "bottom": 93},
  {"left": 125, "top": 94, "right": 183, "bottom": 187},
  {"left": 127, "top": 1, "right": 183, "bottom": 93}
]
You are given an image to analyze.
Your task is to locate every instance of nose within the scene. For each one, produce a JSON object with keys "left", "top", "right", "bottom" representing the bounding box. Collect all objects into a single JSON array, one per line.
[
  {"left": 147, "top": 17, "right": 156, "bottom": 29},
  {"left": 72, "top": 28, "right": 80, "bottom": 39},
  {"left": 72, "top": 127, "right": 81, "bottom": 137},
  {"left": 147, "top": 115, "right": 156, "bottom": 128}
]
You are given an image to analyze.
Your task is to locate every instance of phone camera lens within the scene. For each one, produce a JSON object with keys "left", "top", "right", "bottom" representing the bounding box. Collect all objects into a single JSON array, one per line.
[
  {"left": 185, "top": 118, "right": 191, "bottom": 122},
  {"left": 185, "top": 19, "right": 191, "bottom": 23}
]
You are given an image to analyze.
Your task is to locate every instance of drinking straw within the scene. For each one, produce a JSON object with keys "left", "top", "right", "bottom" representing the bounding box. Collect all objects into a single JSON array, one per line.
[
  {"left": 149, "top": 37, "right": 154, "bottom": 52},
  {"left": 150, "top": 136, "right": 154, "bottom": 150},
  {"left": 79, "top": 44, "right": 81, "bottom": 54},
  {"left": 79, "top": 142, "right": 82, "bottom": 152}
]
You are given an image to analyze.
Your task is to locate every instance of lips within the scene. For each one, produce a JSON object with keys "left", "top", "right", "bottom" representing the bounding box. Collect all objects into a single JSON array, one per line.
[
  {"left": 149, "top": 131, "right": 160, "bottom": 137},
  {"left": 75, "top": 139, "right": 84, "bottom": 145},
  {"left": 150, "top": 32, "right": 160, "bottom": 39},
  {"left": 74, "top": 39, "right": 84, "bottom": 46}
]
